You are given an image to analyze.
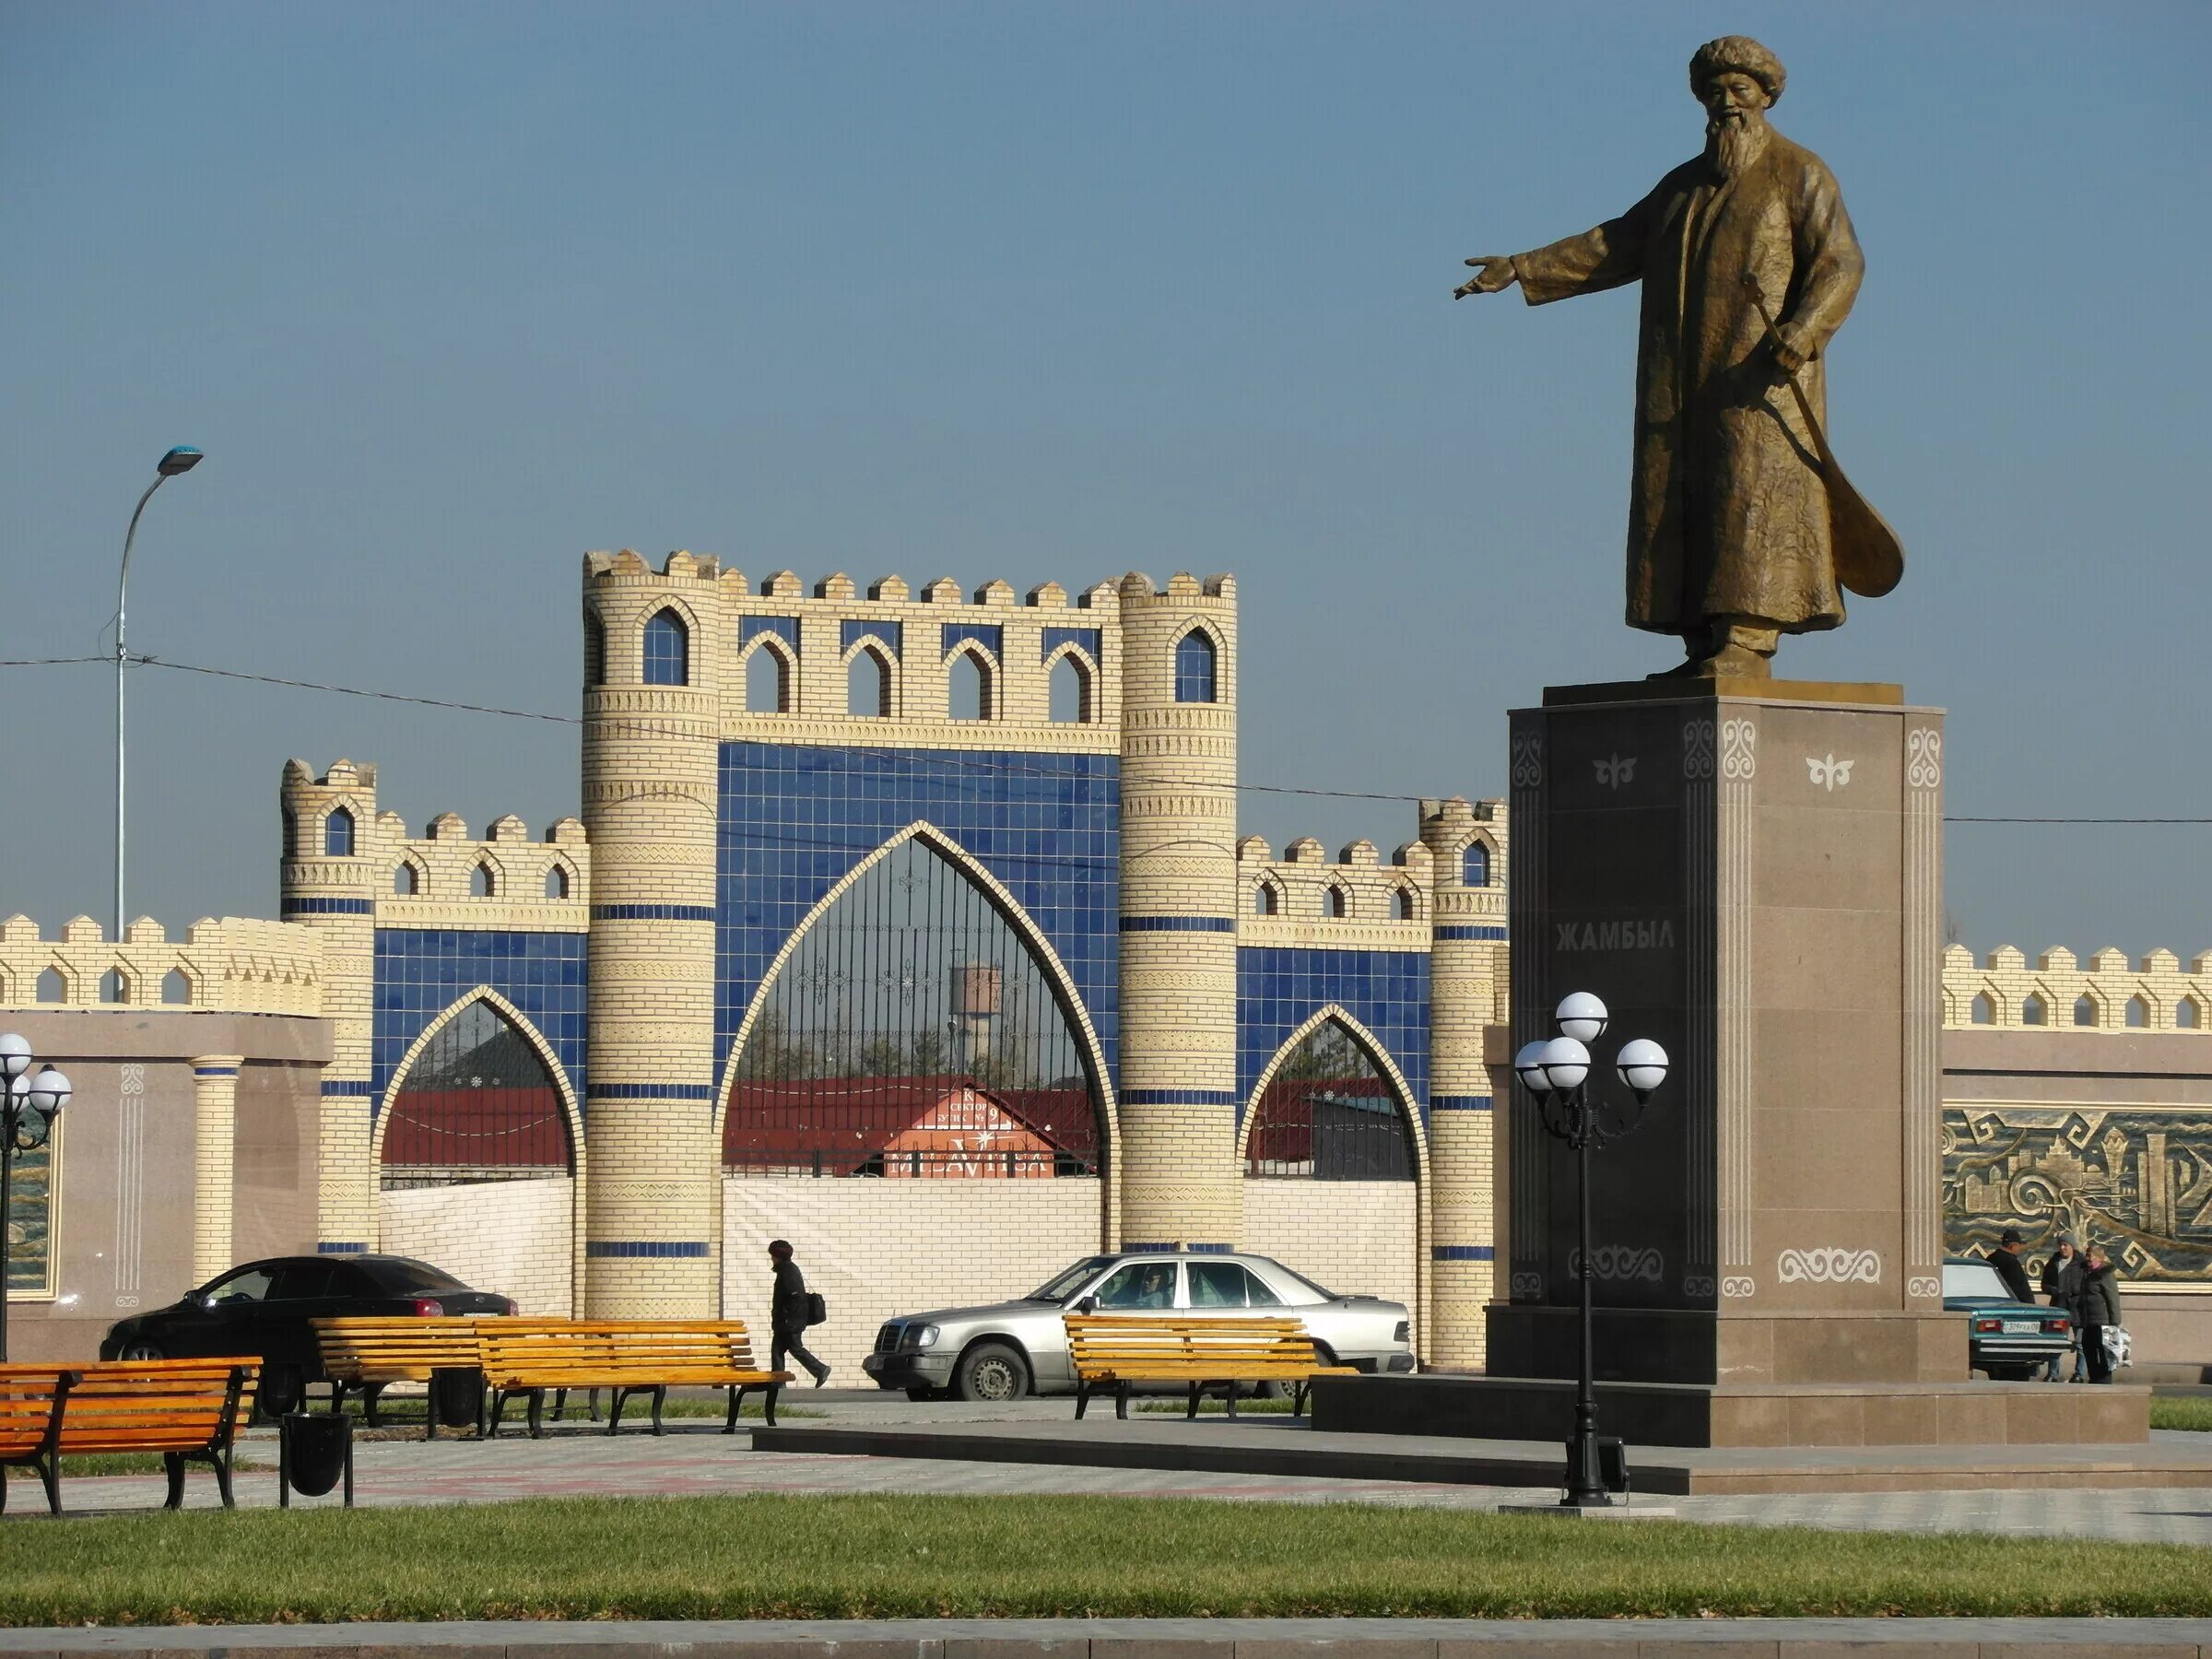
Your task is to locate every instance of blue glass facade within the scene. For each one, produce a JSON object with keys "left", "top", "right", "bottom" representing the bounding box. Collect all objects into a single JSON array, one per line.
[
  {"left": 371, "top": 928, "right": 589, "bottom": 1108},
  {"left": 1237, "top": 946, "right": 1430, "bottom": 1125},
  {"left": 716, "top": 742, "right": 1121, "bottom": 1085}
]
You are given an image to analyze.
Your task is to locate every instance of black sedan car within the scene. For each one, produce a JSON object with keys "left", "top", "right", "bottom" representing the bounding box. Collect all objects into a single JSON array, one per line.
[
  {"left": 1942, "top": 1255, "right": 2073, "bottom": 1380},
  {"left": 101, "top": 1254, "right": 515, "bottom": 1414}
]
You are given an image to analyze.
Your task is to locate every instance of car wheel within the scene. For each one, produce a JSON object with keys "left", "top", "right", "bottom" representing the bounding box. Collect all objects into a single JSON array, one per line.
[
  {"left": 258, "top": 1364, "right": 304, "bottom": 1418},
  {"left": 118, "top": 1339, "right": 165, "bottom": 1362},
  {"left": 954, "top": 1340, "right": 1030, "bottom": 1403}
]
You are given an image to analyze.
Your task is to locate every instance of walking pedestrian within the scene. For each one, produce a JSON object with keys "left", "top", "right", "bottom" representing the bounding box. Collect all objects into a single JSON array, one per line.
[
  {"left": 2079, "top": 1242, "right": 2124, "bottom": 1385},
  {"left": 768, "top": 1239, "right": 831, "bottom": 1387},
  {"left": 2041, "top": 1232, "right": 2086, "bottom": 1382},
  {"left": 1988, "top": 1227, "right": 2035, "bottom": 1304}
]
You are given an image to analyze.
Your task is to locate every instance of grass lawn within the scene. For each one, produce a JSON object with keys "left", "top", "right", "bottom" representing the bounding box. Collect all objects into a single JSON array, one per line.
[
  {"left": 6, "top": 1452, "right": 267, "bottom": 1481},
  {"left": 2151, "top": 1396, "right": 2212, "bottom": 1430},
  {"left": 6, "top": 1492, "right": 2212, "bottom": 1624}
]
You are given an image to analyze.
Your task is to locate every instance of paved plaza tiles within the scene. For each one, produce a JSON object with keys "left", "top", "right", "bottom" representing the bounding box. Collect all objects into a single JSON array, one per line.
[{"left": 20, "top": 1392, "right": 2212, "bottom": 1544}]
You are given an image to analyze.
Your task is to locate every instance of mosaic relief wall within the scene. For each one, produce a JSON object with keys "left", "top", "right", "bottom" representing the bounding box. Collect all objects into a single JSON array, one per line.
[{"left": 1944, "top": 1103, "right": 2212, "bottom": 1281}]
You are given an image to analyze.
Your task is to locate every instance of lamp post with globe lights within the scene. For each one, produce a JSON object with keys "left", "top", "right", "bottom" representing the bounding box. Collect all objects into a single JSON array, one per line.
[
  {"left": 0, "top": 1032, "right": 74, "bottom": 1361},
  {"left": 1512, "top": 992, "right": 1668, "bottom": 1509}
]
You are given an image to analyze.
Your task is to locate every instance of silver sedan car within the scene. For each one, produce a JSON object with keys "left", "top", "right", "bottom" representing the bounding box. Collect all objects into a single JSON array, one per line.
[{"left": 860, "top": 1249, "right": 1415, "bottom": 1402}]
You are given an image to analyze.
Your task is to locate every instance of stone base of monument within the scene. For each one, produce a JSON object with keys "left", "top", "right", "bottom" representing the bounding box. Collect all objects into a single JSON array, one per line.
[{"left": 1309, "top": 1372, "right": 2150, "bottom": 1450}]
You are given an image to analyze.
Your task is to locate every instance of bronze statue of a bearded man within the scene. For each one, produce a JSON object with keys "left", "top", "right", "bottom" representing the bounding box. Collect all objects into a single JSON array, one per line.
[{"left": 1457, "top": 37, "right": 1872, "bottom": 678}]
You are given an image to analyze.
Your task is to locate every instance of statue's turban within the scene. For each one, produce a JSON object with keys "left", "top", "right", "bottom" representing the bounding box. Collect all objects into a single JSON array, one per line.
[{"left": 1688, "top": 35, "right": 1785, "bottom": 104}]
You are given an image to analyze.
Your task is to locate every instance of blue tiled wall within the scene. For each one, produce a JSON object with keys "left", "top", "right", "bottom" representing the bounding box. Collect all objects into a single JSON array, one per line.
[
  {"left": 371, "top": 929, "right": 589, "bottom": 1108},
  {"left": 1237, "top": 947, "right": 1430, "bottom": 1124},
  {"left": 716, "top": 742, "right": 1120, "bottom": 1084}
]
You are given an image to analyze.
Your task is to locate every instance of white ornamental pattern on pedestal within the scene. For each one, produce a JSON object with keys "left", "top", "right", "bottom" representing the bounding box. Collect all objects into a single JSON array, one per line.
[
  {"left": 1908, "top": 727, "right": 1943, "bottom": 790},
  {"left": 1907, "top": 1275, "right": 1942, "bottom": 1300},
  {"left": 1682, "top": 1274, "right": 1716, "bottom": 1298},
  {"left": 1720, "top": 718, "right": 1757, "bottom": 780},
  {"left": 1593, "top": 754, "right": 1637, "bottom": 791},
  {"left": 1511, "top": 733, "right": 1543, "bottom": 789},
  {"left": 1777, "top": 1247, "right": 1883, "bottom": 1285},
  {"left": 1805, "top": 754, "right": 1854, "bottom": 792},
  {"left": 1721, "top": 1276, "right": 1756, "bottom": 1298},
  {"left": 1510, "top": 1270, "right": 1543, "bottom": 1300},
  {"left": 1682, "top": 718, "right": 1716, "bottom": 780},
  {"left": 1567, "top": 1245, "right": 1664, "bottom": 1282}
]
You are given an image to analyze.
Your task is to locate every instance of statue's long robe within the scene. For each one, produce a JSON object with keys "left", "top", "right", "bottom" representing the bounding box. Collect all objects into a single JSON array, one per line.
[{"left": 1514, "top": 131, "right": 1864, "bottom": 637}]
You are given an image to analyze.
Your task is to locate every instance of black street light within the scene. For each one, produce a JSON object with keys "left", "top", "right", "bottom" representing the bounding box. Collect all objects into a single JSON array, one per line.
[
  {"left": 1, "top": 1032, "right": 74, "bottom": 1362},
  {"left": 1512, "top": 992, "right": 1667, "bottom": 1509}
]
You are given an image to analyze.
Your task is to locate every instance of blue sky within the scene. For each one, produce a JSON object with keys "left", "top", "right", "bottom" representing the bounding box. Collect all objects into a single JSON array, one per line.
[{"left": 3, "top": 3, "right": 2207, "bottom": 959}]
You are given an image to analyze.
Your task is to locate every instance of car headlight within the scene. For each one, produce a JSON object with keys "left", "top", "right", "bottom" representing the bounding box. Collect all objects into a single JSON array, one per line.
[{"left": 900, "top": 1324, "right": 941, "bottom": 1351}]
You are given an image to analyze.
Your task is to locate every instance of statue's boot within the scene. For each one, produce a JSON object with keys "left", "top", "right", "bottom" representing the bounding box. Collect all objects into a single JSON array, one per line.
[{"left": 1692, "top": 641, "right": 1773, "bottom": 679}]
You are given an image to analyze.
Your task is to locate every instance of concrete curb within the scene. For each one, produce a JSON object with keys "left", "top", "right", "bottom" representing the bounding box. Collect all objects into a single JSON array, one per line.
[{"left": 0, "top": 1618, "right": 2208, "bottom": 1655}]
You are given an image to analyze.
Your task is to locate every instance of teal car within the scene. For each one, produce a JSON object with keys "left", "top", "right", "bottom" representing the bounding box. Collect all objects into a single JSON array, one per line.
[{"left": 1943, "top": 1255, "right": 2073, "bottom": 1380}]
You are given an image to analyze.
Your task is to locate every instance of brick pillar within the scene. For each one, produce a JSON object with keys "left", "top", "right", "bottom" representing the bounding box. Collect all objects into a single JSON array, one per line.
[
  {"left": 1115, "top": 572, "right": 1241, "bottom": 1251},
  {"left": 582, "top": 550, "right": 724, "bottom": 1315},
  {"left": 191, "top": 1056, "right": 242, "bottom": 1281},
  {"left": 1421, "top": 796, "right": 1510, "bottom": 1368}
]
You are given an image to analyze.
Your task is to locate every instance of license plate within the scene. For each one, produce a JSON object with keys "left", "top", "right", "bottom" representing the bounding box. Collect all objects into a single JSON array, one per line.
[{"left": 2002, "top": 1320, "right": 2039, "bottom": 1335}]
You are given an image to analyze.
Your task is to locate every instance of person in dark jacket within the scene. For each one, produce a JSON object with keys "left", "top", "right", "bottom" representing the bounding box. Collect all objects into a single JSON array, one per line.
[
  {"left": 768, "top": 1239, "right": 831, "bottom": 1387},
  {"left": 2041, "top": 1232, "right": 2087, "bottom": 1382},
  {"left": 2079, "top": 1242, "right": 2124, "bottom": 1384},
  {"left": 1988, "top": 1228, "right": 2035, "bottom": 1304}
]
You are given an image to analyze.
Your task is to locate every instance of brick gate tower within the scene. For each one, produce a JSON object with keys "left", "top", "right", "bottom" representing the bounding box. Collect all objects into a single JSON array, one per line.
[
  {"left": 1114, "top": 572, "right": 1241, "bottom": 1250},
  {"left": 580, "top": 550, "right": 724, "bottom": 1314}
]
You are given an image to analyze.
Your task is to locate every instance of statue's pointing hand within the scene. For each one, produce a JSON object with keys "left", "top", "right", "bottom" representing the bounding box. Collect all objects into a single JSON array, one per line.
[{"left": 1454, "top": 254, "right": 1518, "bottom": 300}]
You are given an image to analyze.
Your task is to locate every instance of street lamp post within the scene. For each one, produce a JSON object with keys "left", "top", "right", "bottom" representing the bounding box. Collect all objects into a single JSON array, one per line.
[
  {"left": 116, "top": 445, "right": 205, "bottom": 939},
  {"left": 0, "top": 1032, "right": 74, "bottom": 1362},
  {"left": 1512, "top": 993, "right": 1668, "bottom": 1509}
]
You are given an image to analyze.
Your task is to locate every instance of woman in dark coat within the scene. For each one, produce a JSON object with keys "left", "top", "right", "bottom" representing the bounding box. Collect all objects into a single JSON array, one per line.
[{"left": 2079, "top": 1242, "right": 2124, "bottom": 1384}]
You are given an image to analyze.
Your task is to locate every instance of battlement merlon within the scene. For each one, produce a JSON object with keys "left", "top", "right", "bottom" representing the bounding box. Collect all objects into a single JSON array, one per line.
[{"left": 1944, "top": 942, "right": 2212, "bottom": 1032}]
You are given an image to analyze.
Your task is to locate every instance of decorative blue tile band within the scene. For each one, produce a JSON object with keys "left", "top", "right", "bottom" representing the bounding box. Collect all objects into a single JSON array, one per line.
[
  {"left": 1041, "top": 626, "right": 1102, "bottom": 664},
  {"left": 193, "top": 1066, "right": 240, "bottom": 1078},
  {"left": 941, "top": 622, "right": 1003, "bottom": 659},
  {"left": 1122, "top": 1241, "right": 1237, "bottom": 1254},
  {"left": 1436, "top": 924, "right": 1509, "bottom": 941},
  {"left": 1119, "top": 1088, "right": 1241, "bottom": 1106},
  {"left": 1120, "top": 915, "right": 1235, "bottom": 933},
  {"left": 743, "top": 616, "right": 801, "bottom": 650},
  {"left": 320, "top": 1080, "right": 375, "bottom": 1096},
  {"left": 586, "top": 1082, "right": 717, "bottom": 1101},
  {"left": 284, "top": 897, "right": 374, "bottom": 916},
  {"left": 1431, "top": 1094, "right": 1494, "bottom": 1112},
  {"left": 592, "top": 903, "right": 716, "bottom": 924},
  {"left": 317, "top": 1241, "right": 369, "bottom": 1254},
  {"left": 586, "top": 1241, "right": 712, "bottom": 1259},
  {"left": 841, "top": 619, "right": 902, "bottom": 657},
  {"left": 1431, "top": 1244, "right": 1496, "bottom": 1262}
]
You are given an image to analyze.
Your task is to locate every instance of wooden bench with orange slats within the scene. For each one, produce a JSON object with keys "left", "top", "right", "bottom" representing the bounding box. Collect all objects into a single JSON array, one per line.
[
  {"left": 0, "top": 1358, "right": 257, "bottom": 1515},
  {"left": 312, "top": 1315, "right": 491, "bottom": 1436},
  {"left": 477, "top": 1320, "right": 792, "bottom": 1439},
  {"left": 1063, "top": 1314, "right": 1354, "bottom": 1419}
]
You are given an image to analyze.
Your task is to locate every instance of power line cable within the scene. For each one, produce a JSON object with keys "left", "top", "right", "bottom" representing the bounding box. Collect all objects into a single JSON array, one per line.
[{"left": 6, "top": 651, "right": 2210, "bottom": 824}]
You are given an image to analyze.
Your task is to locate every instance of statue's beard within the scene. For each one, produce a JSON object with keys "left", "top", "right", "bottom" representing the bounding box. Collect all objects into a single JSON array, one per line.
[{"left": 1703, "top": 114, "right": 1770, "bottom": 181}]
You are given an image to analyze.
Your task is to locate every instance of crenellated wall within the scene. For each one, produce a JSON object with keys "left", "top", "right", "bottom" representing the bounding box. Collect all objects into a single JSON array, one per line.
[
  {"left": 0, "top": 914, "right": 323, "bottom": 1017},
  {"left": 1943, "top": 944, "right": 2211, "bottom": 1032}
]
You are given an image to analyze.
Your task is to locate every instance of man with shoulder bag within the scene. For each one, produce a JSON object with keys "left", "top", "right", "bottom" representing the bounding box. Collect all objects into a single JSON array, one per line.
[{"left": 768, "top": 1239, "right": 832, "bottom": 1387}]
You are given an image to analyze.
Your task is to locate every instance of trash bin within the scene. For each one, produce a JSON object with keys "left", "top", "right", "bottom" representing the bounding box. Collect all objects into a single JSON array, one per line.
[
  {"left": 430, "top": 1367, "right": 486, "bottom": 1431},
  {"left": 279, "top": 1411, "right": 354, "bottom": 1507}
]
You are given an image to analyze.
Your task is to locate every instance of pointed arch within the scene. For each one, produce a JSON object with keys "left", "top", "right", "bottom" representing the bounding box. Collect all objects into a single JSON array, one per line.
[
  {"left": 36, "top": 966, "right": 68, "bottom": 1004},
  {"left": 1235, "top": 1005, "right": 1428, "bottom": 1181},
  {"left": 842, "top": 640, "right": 895, "bottom": 717},
  {"left": 742, "top": 635, "right": 797, "bottom": 713},
  {"left": 641, "top": 606, "right": 691, "bottom": 687},
  {"left": 1044, "top": 642, "right": 1097, "bottom": 724},
  {"left": 324, "top": 806, "right": 357, "bottom": 857},
  {"left": 394, "top": 856, "right": 425, "bottom": 897},
  {"left": 1173, "top": 624, "right": 1218, "bottom": 704},
  {"left": 583, "top": 607, "right": 606, "bottom": 688},
  {"left": 371, "top": 987, "right": 583, "bottom": 1183},
  {"left": 470, "top": 858, "right": 500, "bottom": 899},
  {"left": 946, "top": 643, "right": 996, "bottom": 721},
  {"left": 1461, "top": 837, "right": 1494, "bottom": 888},
  {"left": 713, "top": 819, "right": 1118, "bottom": 1177}
]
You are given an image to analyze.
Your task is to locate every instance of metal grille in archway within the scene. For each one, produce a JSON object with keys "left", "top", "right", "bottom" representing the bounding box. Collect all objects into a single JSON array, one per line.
[
  {"left": 1246, "top": 1019, "right": 1415, "bottom": 1181},
  {"left": 724, "top": 838, "right": 1102, "bottom": 1177},
  {"left": 381, "top": 999, "right": 572, "bottom": 1189}
]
